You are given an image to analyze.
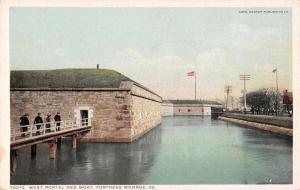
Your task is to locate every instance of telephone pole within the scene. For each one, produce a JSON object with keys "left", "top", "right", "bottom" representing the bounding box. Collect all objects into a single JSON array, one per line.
[
  {"left": 195, "top": 71, "right": 197, "bottom": 100},
  {"left": 239, "top": 74, "right": 251, "bottom": 111},
  {"left": 224, "top": 85, "right": 232, "bottom": 111}
]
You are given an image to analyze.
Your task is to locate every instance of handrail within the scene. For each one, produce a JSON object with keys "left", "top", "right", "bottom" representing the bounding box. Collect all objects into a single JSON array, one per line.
[{"left": 11, "top": 118, "right": 91, "bottom": 142}]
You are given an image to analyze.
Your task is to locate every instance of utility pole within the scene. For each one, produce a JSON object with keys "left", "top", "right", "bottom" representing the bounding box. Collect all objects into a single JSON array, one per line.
[
  {"left": 239, "top": 74, "right": 251, "bottom": 111},
  {"left": 224, "top": 85, "right": 232, "bottom": 111},
  {"left": 195, "top": 71, "right": 197, "bottom": 100}
]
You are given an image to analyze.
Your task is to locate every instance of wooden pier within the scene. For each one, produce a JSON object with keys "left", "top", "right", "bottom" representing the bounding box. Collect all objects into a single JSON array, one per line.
[{"left": 10, "top": 118, "right": 92, "bottom": 173}]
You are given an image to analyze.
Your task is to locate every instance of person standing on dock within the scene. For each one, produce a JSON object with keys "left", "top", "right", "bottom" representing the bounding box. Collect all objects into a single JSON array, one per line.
[
  {"left": 45, "top": 113, "right": 51, "bottom": 133},
  {"left": 54, "top": 112, "right": 61, "bottom": 131},
  {"left": 34, "top": 113, "right": 43, "bottom": 135},
  {"left": 19, "top": 114, "right": 29, "bottom": 137}
]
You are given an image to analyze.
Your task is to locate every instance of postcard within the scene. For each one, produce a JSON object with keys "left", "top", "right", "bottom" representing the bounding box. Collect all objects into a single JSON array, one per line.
[{"left": 0, "top": 0, "right": 299, "bottom": 190}]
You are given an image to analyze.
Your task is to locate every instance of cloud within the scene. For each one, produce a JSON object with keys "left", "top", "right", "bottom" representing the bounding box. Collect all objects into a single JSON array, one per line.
[
  {"left": 196, "top": 48, "right": 229, "bottom": 65},
  {"left": 253, "top": 63, "right": 274, "bottom": 73},
  {"left": 253, "top": 63, "right": 291, "bottom": 91},
  {"left": 124, "top": 48, "right": 142, "bottom": 60},
  {"left": 229, "top": 22, "right": 250, "bottom": 33},
  {"left": 108, "top": 48, "right": 203, "bottom": 99},
  {"left": 196, "top": 48, "right": 238, "bottom": 81},
  {"left": 194, "top": 48, "right": 242, "bottom": 99},
  {"left": 33, "top": 39, "right": 46, "bottom": 47},
  {"left": 108, "top": 46, "right": 291, "bottom": 100},
  {"left": 53, "top": 47, "right": 65, "bottom": 57}
]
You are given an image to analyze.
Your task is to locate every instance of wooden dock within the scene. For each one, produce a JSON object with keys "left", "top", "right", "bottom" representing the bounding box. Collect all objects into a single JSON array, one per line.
[{"left": 10, "top": 118, "right": 92, "bottom": 173}]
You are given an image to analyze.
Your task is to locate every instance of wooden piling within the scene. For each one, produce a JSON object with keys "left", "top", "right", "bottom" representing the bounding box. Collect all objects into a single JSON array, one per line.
[
  {"left": 31, "top": 145, "right": 37, "bottom": 159},
  {"left": 57, "top": 137, "right": 62, "bottom": 148},
  {"left": 10, "top": 150, "right": 17, "bottom": 173},
  {"left": 72, "top": 134, "right": 77, "bottom": 149},
  {"left": 49, "top": 140, "right": 57, "bottom": 159}
]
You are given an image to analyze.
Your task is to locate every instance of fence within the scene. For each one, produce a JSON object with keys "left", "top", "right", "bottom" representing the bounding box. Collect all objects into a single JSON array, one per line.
[{"left": 11, "top": 118, "right": 91, "bottom": 142}]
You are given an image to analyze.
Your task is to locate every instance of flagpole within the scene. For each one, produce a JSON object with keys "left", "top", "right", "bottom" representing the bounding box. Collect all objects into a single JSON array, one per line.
[
  {"left": 272, "top": 67, "right": 279, "bottom": 115},
  {"left": 275, "top": 68, "right": 279, "bottom": 116},
  {"left": 195, "top": 71, "right": 196, "bottom": 100}
]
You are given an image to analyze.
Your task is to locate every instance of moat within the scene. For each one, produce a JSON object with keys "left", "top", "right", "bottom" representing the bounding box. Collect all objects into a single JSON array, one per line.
[{"left": 11, "top": 116, "right": 292, "bottom": 184}]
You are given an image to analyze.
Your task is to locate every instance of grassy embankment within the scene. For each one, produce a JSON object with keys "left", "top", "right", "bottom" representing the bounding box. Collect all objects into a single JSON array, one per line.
[{"left": 10, "top": 69, "right": 132, "bottom": 88}]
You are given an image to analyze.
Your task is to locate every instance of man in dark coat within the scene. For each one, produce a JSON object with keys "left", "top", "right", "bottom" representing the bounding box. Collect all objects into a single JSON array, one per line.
[
  {"left": 45, "top": 113, "right": 51, "bottom": 133},
  {"left": 34, "top": 113, "right": 43, "bottom": 135},
  {"left": 19, "top": 114, "right": 29, "bottom": 137},
  {"left": 283, "top": 90, "right": 293, "bottom": 116},
  {"left": 54, "top": 112, "right": 61, "bottom": 131}
]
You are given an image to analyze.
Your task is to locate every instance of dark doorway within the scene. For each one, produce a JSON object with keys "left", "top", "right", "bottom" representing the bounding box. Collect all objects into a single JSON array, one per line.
[{"left": 80, "top": 110, "right": 88, "bottom": 126}]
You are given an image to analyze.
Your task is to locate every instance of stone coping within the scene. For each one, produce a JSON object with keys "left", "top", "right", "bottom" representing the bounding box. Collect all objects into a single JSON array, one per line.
[
  {"left": 120, "top": 81, "right": 162, "bottom": 100},
  {"left": 132, "top": 82, "right": 162, "bottom": 99},
  {"left": 131, "top": 93, "right": 162, "bottom": 103}
]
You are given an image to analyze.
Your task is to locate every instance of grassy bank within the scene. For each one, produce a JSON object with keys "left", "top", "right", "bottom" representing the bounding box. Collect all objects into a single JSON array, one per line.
[{"left": 221, "top": 113, "right": 293, "bottom": 129}]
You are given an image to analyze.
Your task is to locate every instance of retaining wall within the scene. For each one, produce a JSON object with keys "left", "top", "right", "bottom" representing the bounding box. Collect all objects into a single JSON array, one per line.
[
  {"left": 219, "top": 116, "right": 293, "bottom": 137},
  {"left": 221, "top": 113, "right": 293, "bottom": 128}
]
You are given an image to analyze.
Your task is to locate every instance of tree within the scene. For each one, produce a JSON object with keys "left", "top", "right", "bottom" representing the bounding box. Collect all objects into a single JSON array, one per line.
[{"left": 245, "top": 88, "right": 282, "bottom": 115}]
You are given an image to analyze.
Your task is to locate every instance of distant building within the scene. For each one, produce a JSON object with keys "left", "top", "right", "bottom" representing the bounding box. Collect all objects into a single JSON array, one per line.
[
  {"left": 10, "top": 69, "right": 162, "bottom": 142},
  {"left": 161, "top": 102, "right": 174, "bottom": 116},
  {"left": 161, "top": 100, "right": 223, "bottom": 116}
]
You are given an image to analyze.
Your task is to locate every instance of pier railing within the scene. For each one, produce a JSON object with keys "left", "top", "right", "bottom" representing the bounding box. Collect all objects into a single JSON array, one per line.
[{"left": 11, "top": 118, "right": 92, "bottom": 142}]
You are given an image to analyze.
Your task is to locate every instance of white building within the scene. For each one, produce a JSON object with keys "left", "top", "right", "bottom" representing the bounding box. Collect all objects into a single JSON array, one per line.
[{"left": 161, "top": 100, "right": 223, "bottom": 116}]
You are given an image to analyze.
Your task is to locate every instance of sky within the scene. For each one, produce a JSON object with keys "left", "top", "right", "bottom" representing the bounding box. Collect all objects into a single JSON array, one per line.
[{"left": 10, "top": 7, "right": 292, "bottom": 100}]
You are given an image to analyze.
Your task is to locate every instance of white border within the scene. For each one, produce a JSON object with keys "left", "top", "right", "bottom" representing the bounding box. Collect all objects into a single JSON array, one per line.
[{"left": 1, "top": 0, "right": 299, "bottom": 190}]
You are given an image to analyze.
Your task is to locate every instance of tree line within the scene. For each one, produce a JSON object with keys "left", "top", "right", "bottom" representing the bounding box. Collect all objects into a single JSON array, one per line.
[{"left": 245, "top": 88, "right": 283, "bottom": 115}]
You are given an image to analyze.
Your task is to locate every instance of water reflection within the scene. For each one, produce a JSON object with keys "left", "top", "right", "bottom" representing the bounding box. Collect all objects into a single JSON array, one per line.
[
  {"left": 11, "top": 116, "right": 292, "bottom": 184},
  {"left": 11, "top": 125, "right": 162, "bottom": 184}
]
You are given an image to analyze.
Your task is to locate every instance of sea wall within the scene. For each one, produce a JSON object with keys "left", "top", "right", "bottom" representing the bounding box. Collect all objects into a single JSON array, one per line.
[
  {"left": 219, "top": 116, "right": 293, "bottom": 137},
  {"left": 221, "top": 113, "right": 293, "bottom": 128}
]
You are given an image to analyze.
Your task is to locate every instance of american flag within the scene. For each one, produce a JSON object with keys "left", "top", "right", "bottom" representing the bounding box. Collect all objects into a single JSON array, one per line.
[{"left": 187, "top": 71, "right": 195, "bottom": 76}]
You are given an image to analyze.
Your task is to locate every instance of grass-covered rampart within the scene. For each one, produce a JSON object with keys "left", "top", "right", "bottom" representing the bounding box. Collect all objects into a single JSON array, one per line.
[{"left": 10, "top": 69, "right": 132, "bottom": 88}]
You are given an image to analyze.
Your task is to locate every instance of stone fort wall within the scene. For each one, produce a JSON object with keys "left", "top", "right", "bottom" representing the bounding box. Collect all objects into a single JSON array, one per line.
[
  {"left": 161, "top": 103, "right": 223, "bottom": 116},
  {"left": 173, "top": 104, "right": 211, "bottom": 116},
  {"left": 161, "top": 103, "right": 174, "bottom": 116},
  {"left": 10, "top": 84, "right": 162, "bottom": 142},
  {"left": 130, "top": 84, "right": 162, "bottom": 141}
]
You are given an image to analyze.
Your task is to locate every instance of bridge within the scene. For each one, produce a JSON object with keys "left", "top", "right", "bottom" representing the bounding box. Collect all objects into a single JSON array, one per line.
[{"left": 10, "top": 118, "right": 92, "bottom": 173}]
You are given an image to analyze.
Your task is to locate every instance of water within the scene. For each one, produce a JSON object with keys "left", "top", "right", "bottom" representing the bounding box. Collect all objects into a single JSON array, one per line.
[{"left": 11, "top": 116, "right": 292, "bottom": 184}]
